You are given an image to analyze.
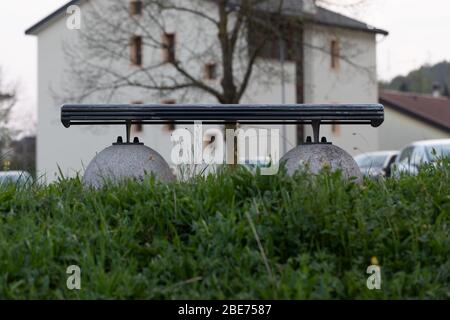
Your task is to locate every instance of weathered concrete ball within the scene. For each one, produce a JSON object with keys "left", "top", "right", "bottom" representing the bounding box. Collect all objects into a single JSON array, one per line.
[
  {"left": 280, "top": 144, "right": 362, "bottom": 182},
  {"left": 83, "top": 144, "right": 175, "bottom": 188}
]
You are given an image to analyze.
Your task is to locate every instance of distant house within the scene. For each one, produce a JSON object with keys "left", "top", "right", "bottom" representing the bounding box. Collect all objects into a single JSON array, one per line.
[
  {"left": 379, "top": 90, "right": 450, "bottom": 150},
  {"left": 26, "top": 0, "right": 387, "bottom": 181}
]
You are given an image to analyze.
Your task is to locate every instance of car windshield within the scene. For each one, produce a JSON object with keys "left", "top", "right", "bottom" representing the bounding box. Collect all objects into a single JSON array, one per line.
[
  {"left": 426, "top": 144, "right": 450, "bottom": 161},
  {"left": 356, "top": 154, "right": 387, "bottom": 168}
]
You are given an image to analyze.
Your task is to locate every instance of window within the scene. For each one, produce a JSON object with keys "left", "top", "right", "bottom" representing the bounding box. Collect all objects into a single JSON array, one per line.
[
  {"left": 331, "top": 39, "right": 340, "bottom": 70},
  {"left": 162, "top": 33, "right": 176, "bottom": 63},
  {"left": 426, "top": 143, "right": 450, "bottom": 162},
  {"left": 331, "top": 123, "right": 341, "bottom": 136},
  {"left": 162, "top": 99, "right": 176, "bottom": 131},
  {"left": 129, "top": 0, "right": 142, "bottom": 16},
  {"left": 398, "top": 147, "right": 414, "bottom": 164},
  {"left": 411, "top": 147, "right": 427, "bottom": 166},
  {"left": 204, "top": 62, "right": 218, "bottom": 80},
  {"left": 356, "top": 155, "right": 387, "bottom": 169},
  {"left": 130, "top": 36, "right": 143, "bottom": 66},
  {"left": 247, "top": 18, "right": 297, "bottom": 61},
  {"left": 132, "top": 101, "right": 143, "bottom": 133}
]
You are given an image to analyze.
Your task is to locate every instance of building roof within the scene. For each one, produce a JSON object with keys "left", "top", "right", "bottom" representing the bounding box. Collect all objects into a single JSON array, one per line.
[
  {"left": 313, "top": 6, "right": 388, "bottom": 35},
  {"left": 380, "top": 90, "right": 450, "bottom": 133},
  {"left": 25, "top": 0, "right": 81, "bottom": 35},
  {"left": 25, "top": 0, "right": 388, "bottom": 35}
]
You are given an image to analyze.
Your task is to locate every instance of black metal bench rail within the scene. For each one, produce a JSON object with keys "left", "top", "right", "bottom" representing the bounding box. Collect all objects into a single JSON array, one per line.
[{"left": 61, "top": 104, "right": 384, "bottom": 143}]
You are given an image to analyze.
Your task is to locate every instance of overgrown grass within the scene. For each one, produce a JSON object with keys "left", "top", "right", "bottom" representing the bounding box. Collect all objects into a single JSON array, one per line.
[{"left": 0, "top": 162, "right": 449, "bottom": 299}]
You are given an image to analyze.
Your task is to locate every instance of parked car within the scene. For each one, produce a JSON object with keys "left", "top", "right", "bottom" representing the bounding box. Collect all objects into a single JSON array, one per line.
[
  {"left": 392, "top": 139, "right": 450, "bottom": 177},
  {"left": 241, "top": 157, "right": 273, "bottom": 173},
  {"left": 354, "top": 151, "right": 399, "bottom": 178},
  {"left": 0, "top": 171, "right": 33, "bottom": 187}
]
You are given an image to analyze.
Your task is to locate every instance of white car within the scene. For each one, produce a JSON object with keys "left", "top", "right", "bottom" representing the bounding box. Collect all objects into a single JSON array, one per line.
[
  {"left": 392, "top": 139, "right": 450, "bottom": 177},
  {"left": 240, "top": 157, "right": 273, "bottom": 173},
  {"left": 354, "top": 151, "right": 399, "bottom": 178},
  {"left": 0, "top": 171, "right": 33, "bottom": 187}
]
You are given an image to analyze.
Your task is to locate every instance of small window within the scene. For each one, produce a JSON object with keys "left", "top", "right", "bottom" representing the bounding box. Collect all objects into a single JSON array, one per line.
[
  {"left": 129, "top": 0, "right": 142, "bottom": 16},
  {"left": 130, "top": 36, "right": 143, "bottom": 66},
  {"left": 132, "top": 101, "right": 143, "bottom": 133},
  {"left": 162, "top": 33, "right": 176, "bottom": 63},
  {"left": 411, "top": 147, "right": 427, "bottom": 166},
  {"left": 204, "top": 62, "right": 218, "bottom": 80},
  {"left": 331, "top": 39, "right": 340, "bottom": 70},
  {"left": 162, "top": 99, "right": 176, "bottom": 132},
  {"left": 331, "top": 123, "right": 341, "bottom": 136},
  {"left": 399, "top": 147, "right": 414, "bottom": 164}
]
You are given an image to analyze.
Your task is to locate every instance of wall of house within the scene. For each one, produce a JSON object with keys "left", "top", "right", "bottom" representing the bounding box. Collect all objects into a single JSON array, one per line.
[
  {"left": 303, "top": 23, "right": 379, "bottom": 156},
  {"left": 240, "top": 60, "right": 298, "bottom": 156},
  {"left": 379, "top": 107, "right": 449, "bottom": 150}
]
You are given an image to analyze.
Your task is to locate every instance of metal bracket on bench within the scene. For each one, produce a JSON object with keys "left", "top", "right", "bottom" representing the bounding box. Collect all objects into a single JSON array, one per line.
[{"left": 61, "top": 104, "right": 384, "bottom": 144}]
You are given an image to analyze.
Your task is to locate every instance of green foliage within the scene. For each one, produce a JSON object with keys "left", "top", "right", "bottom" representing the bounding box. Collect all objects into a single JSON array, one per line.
[
  {"left": 381, "top": 61, "right": 450, "bottom": 96},
  {"left": 0, "top": 162, "right": 449, "bottom": 299}
]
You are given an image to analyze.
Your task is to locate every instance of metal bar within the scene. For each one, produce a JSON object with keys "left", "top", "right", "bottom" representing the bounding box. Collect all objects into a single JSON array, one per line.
[
  {"left": 61, "top": 104, "right": 384, "bottom": 128},
  {"left": 312, "top": 120, "right": 320, "bottom": 143},
  {"left": 126, "top": 120, "right": 131, "bottom": 143},
  {"left": 63, "top": 120, "right": 378, "bottom": 126}
]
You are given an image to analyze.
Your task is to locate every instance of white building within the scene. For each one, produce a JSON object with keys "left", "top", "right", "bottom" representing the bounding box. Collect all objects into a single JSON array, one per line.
[{"left": 26, "top": 0, "right": 388, "bottom": 181}]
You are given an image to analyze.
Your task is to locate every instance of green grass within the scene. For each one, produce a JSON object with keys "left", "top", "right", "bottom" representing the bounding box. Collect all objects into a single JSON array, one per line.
[{"left": 0, "top": 162, "right": 449, "bottom": 299}]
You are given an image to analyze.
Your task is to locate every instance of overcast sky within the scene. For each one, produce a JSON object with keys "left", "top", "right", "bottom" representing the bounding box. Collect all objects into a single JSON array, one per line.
[{"left": 1, "top": 0, "right": 450, "bottom": 133}]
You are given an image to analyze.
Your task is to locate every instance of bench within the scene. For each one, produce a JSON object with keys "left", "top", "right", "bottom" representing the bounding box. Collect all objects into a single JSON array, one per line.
[{"left": 61, "top": 104, "right": 384, "bottom": 143}]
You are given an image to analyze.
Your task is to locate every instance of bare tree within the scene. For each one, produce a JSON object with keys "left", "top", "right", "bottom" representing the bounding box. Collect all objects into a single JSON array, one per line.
[
  {"left": 58, "top": 0, "right": 376, "bottom": 103},
  {"left": 0, "top": 70, "right": 16, "bottom": 155},
  {"left": 60, "top": 0, "right": 303, "bottom": 105}
]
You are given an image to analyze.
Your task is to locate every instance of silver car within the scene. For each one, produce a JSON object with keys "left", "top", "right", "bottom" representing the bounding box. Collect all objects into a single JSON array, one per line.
[
  {"left": 392, "top": 139, "right": 450, "bottom": 177},
  {"left": 354, "top": 151, "right": 399, "bottom": 178},
  {"left": 0, "top": 171, "right": 33, "bottom": 187}
]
